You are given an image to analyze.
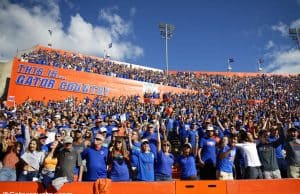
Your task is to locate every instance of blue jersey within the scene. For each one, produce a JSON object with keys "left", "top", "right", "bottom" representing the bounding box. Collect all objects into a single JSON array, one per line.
[
  {"left": 188, "top": 130, "right": 198, "bottom": 149},
  {"left": 81, "top": 146, "right": 108, "bottom": 181},
  {"left": 217, "top": 145, "right": 236, "bottom": 173},
  {"left": 178, "top": 154, "right": 197, "bottom": 179},
  {"left": 199, "top": 137, "right": 217, "bottom": 164},
  {"left": 179, "top": 123, "right": 190, "bottom": 141},
  {"left": 136, "top": 151, "right": 155, "bottom": 181},
  {"left": 268, "top": 135, "right": 284, "bottom": 159},
  {"left": 166, "top": 118, "right": 174, "bottom": 131},
  {"left": 155, "top": 151, "right": 174, "bottom": 177},
  {"left": 109, "top": 153, "right": 130, "bottom": 181},
  {"left": 130, "top": 141, "right": 141, "bottom": 167}
]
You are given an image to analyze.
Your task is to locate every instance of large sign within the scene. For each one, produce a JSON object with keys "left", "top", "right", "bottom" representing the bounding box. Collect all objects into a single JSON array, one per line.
[{"left": 8, "top": 58, "right": 193, "bottom": 104}]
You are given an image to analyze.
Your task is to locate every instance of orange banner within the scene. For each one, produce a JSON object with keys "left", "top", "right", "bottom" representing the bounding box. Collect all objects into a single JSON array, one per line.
[{"left": 7, "top": 58, "right": 193, "bottom": 104}]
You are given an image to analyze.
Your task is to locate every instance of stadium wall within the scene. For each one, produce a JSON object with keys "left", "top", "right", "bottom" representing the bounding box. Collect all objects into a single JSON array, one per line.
[
  {"left": 7, "top": 58, "right": 193, "bottom": 104},
  {"left": 0, "top": 179, "right": 299, "bottom": 194}
]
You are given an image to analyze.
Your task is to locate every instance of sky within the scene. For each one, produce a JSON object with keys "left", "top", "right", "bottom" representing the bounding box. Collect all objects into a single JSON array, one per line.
[{"left": 1, "top": 0, "right": 300, "bottom": 73}]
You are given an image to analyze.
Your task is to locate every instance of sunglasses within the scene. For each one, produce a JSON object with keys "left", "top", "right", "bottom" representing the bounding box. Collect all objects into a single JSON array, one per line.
[
  {"left": 95, "top": 138, "right": 103, "bottom": 141},
  {"left": 163, "top": 144, "right": 170, "bottom": 147}
]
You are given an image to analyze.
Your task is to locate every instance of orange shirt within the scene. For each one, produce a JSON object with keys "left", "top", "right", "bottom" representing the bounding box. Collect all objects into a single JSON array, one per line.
[{"left": 3, "top": 151, "right": 19, "bottom": 169}]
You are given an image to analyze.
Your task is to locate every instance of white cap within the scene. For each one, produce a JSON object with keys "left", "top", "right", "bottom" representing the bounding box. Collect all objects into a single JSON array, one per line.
[
  {"left": 184, "top": 142, "right": 192, "bottom": 148},
  {"left": 141, "top": 139, "right": 149, "bottom": 144},
  {"left": 100, "top": 127, "right": 107, "bottom": 132},
  {"left": 112, "top": 127, "right": 119, "bottom": 132}
]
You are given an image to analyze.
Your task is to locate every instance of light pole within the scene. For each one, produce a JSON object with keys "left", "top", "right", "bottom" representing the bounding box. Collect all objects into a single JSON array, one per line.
[
  {"left": 159, "top": 23, "right": 175, "bottom": 76},
  {"left": 289, "top": 28, "right": 300, "bottom": 49},
  {"left": 258, "top": 58, "right": 263, "bottom": 72},
  {"left": 48, "top": 29, "right": 53, "bottom": 47}
]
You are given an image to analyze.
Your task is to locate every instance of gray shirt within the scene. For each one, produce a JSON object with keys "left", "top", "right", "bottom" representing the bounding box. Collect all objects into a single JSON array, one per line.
[
  {"left": 56, "top": 148, "right": 82, "bottom": 181},
  {"left": 280, "top": 127, "right": 300, "bottom": 166},
  {"left": 257, "top": 141, "right": 280, "bottom": 171}
]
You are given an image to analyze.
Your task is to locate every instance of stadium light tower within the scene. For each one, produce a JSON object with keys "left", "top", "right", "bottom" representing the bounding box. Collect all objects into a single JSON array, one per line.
[
  {"left": 258, "top": 58, "right": 263, "bottom": 72},
  {"left": 159, "top": 23, "right": 175, "bottom": 76},
  {"left": 48, "top": 28, "right": 53, "bottom": 47},
  {"left": 289, "top": 28, "right": 300, "bottom": 49}
]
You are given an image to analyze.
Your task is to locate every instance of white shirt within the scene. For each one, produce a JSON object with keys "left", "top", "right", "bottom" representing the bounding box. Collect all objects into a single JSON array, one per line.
[{"left": 235, "top": 142, "right": 261, "bottom": 167}]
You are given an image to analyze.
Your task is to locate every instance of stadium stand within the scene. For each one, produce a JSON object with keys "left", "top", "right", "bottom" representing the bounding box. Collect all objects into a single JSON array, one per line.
[{"left": 0, "top": 45, "right": 299, "bottom": 194}]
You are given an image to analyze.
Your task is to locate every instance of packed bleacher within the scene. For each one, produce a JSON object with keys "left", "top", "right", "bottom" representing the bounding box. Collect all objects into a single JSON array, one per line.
[
  {"left": 20, "top": 48, "right": 203, "bottom": 89},
  {"left": 0, "top": 47, "right": 299, "bottom": 187}
]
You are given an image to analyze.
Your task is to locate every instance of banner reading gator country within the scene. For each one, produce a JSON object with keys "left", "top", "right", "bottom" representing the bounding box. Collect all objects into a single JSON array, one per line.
[{"left": 7, "top": 58, "right": 193, "bottom": 104}]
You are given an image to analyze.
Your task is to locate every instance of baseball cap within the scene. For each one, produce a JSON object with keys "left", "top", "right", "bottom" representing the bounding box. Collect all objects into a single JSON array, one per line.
[
  {"left": 141, "top": 139, "right": 149, "bottom": 144},
  {"left": 100, "top": 127, "right": 107, "bottom": 133},
  {"left": 64, "top": 136, "right": 73, "bottom": 144},
  {"left": 39, "top": 134, "right": 48, "bottom": 139},
  {"left": 183, "top": 142, "right": 192, "bottom": 148},
  {"left": 112, "top": 127, "right": 119, "bottom": 132},
  {"left": 96, "top": 118, "right": 103, "bottom": 123}
]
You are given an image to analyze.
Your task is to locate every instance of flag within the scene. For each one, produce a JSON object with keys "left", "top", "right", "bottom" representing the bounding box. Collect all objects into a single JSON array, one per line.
[
  {"left": 48, "top": 29, "right": 52, "bottom": 36},
  {"left": 108, "top": 42, "right": 112, "bottom": 48},
  {"left": 228, "top": 58, "right": 234, "bottom": 63},
  {"left": 258, "top": 58, "right": 264, "bottom": 64}
]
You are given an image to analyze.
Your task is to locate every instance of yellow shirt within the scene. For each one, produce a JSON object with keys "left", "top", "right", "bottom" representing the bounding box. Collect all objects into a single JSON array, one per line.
[{"left": 43, "top": 156, "right": 58, "bottom": 171}]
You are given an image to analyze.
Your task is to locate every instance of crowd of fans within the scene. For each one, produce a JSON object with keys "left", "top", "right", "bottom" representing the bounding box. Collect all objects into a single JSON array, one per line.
[
  {"left": 0, "top": 48, "right": 299, "bottom": 189},
  {"left": 20, "top": 48, "right": 200, "bottom": 89}
]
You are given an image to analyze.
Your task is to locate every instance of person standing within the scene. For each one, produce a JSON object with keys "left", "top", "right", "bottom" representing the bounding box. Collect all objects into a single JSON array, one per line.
[
  {"left": 132, "top": 139, "right": 155, "bottom": 181},
  {"left": 280, "top": 126, "right": 300, "bottom": 178},
  {"left": 55, "top": 136, "right": 83, "bottom": 182},
  {"left": 257, "top": 130, "right": 282, "bottom": 179},
  {"left": 235, "top": 130, "right": 263, "bottom": 179},
  {"left": 40, "top": 141, "right": 59, "bottom": 188},
  {"left": 128, "top": 130, "right": 141, "bottom": 180},
  {"left": 177, "top": 142, "right": 198, "bottom": 180},
  {"left": 198, "top": 126, "right": 217, "bottom": 180},
  {"left": 216, "top": 135, "right": 237, "bottom": 180},
  {"left": 18, "top": 139, "right": 45, "bottom": 181},
  {"left": 155, "top": 127, "right": 174, "bottom": 181},
  {"left": 0, "top": 142, "right": 22, "bottom": 181},
  {"left": 108, "top": 137, "right": 130, "bottom": 181},
  {"left": 81, "top": 134, "right": 108, "bottom": 181}
]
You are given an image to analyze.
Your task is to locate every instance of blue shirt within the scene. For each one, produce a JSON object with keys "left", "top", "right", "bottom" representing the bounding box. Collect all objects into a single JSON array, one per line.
[
  {"left": 178, "top": 154, "right": 197, "bottom": 179},
  {"left": 136, "top": 151, "right": 155, "bottom": 181},
  {"left": 199, "top": 137, "right": 217, "bottom": 164},
  {"left": 188, "top": 130, "right": 198, "bottom": 149},
  {"left": 155, "top": 151, "right": 174, "bottom": 177},
  {"left": 81, "top": 146, "right": 108, "bottom": 181},
  {"left": 130, "top": 141, "right": 141, "bottom": 167},
  {"left": 217, "top": 145, "right": 236, "bottom": 173},
  {"left": 166, "top": 118, "right": 174, "bottom": 131},
  {"left": 109, "top": 153, "right": 130, "bottom": 181},
  {"left": 179, "top": 123, "right": 190, "bottom": 142},
  {"left": 268, "top": 135, "right": 284, "bottom": 159}
]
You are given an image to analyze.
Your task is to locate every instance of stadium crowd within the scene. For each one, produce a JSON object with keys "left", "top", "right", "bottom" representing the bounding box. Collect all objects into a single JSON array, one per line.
[
  {"left": 20, "top": 48, "right": 199, "bottom": 89},
  {"left": 0, "top": 48, "right": 299, "bottom": 188}
]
